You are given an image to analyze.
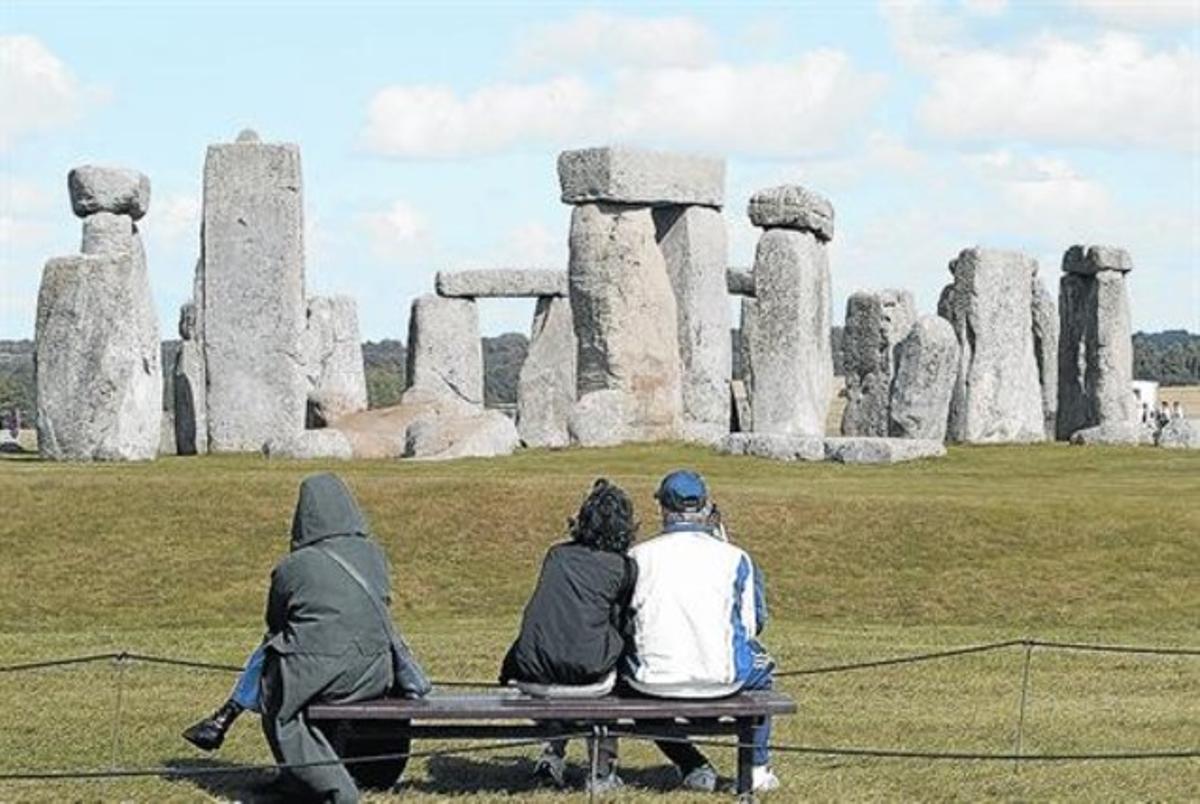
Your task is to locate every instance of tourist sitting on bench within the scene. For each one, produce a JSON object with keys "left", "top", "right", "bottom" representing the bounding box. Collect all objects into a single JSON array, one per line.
[
  {"left": 624, "top": 469, "right": 779, "bottom": 793},
  {"left": 499, "top": 478, "right": 639, "bottom": 793},
  {"left": 183, "top": 472, "right": 429, "bottom": 802}
]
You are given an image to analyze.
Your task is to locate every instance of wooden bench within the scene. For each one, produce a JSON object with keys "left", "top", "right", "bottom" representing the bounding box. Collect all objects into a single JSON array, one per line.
[{"left": 309, "top": 689, "right": 796, "bottom": 796}]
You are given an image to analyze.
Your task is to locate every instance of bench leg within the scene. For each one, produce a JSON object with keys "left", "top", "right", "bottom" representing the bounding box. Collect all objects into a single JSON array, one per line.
[{"left": 736, "top": 718, "right": 756, "bottom": 800}]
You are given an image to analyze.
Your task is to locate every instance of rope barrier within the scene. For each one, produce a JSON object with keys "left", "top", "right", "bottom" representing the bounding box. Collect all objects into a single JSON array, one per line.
[{"left": 774, "top": 639, "right": 1025, "bottom": 677}]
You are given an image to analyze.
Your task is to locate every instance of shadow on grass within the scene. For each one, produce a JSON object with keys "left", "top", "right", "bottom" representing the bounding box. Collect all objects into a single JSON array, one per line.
[
  {"left": 162, "top": 756, "right": 287, "bottom": 803},
  {"left": 406, "top": 752, "right": 684, "bottom": 795}
]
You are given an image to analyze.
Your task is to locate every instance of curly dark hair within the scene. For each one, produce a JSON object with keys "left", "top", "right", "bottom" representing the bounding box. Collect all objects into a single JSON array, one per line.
[{"left": 568, "top": 478, "right": 638, "bottom": 554}]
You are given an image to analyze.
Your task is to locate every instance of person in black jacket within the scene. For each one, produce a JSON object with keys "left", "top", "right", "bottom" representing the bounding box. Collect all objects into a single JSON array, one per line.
[{"left": 499, "top": 478, "right": 638, "bottom": 792}]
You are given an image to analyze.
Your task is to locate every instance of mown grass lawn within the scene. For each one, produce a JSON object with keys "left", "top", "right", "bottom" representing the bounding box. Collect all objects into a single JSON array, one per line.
[{"left": 0, "top": 443, "right": 1197, "bottom": 802}]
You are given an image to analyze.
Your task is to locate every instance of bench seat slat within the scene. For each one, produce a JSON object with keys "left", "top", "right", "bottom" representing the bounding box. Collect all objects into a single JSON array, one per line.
[{"left": 309, "top": 690, "right": 796, "bottom": 722}]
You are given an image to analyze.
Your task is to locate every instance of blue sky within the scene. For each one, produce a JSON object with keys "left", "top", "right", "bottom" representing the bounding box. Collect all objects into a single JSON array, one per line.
[{"left": 2, "top": 0, "right": 1197, "bottom": 341}]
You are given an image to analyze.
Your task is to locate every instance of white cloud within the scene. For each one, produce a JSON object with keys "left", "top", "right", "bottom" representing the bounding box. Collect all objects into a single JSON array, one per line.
[
  {"left": 360, "top": 200, "right": 430, "bottom": 259},
  {"left": 0, "top": 174, "right": 55, "bottom": 249},
  {"left": 363, "top": 53, "right": 883, "bottom": 158},
  {"left": 0, "top": 35, "right": 97, "bottom": 151},
  {"left": 144, "top": 193, "right": 200, "bottom": 246},
  {"left": 882, "top": 2, "right": 1199, "bottom": 151},
  {"left": 1069, "top": 0, "right": 1200, "bottom": 27},
  {"left": 962, "top": 0, "right": 1008, "bottom": 16},
  {"left": 516, "top": 11, "right": 717, "bottom": 71},
  {"left": 362, "top": 77, "right": 593, "bottom": 158}
]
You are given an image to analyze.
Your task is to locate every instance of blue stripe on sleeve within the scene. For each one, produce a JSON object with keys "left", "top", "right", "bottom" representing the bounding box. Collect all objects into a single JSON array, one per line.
[{"left": 730, "top": 556, "right": 753, "bottom": 684}]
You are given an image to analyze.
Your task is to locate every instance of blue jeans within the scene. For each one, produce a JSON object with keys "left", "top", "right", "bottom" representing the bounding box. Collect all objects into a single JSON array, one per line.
[
  {"left": 230, "top": 644, "right": 266, "bottom": 712},
  {"left": 741, "top": 649, "right": 774, "bottom": 767}
]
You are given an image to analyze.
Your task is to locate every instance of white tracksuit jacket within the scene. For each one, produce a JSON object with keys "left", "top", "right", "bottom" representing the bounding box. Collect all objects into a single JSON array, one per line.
[{"left": 624, "top": 525, "right": 767, "bottom": 698}]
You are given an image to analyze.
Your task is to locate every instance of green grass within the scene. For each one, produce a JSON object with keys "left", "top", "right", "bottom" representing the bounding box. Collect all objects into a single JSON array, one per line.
[{"left": 0, "top": 443, "right": 1197, "bottom": 801}]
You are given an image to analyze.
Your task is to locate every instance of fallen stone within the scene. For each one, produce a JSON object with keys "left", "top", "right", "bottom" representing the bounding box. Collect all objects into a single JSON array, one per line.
[
  {"left": 1062, "top": 244, "right": 1133, "bottom": 275},
  {"left": 200, "top": 135, "right": 307, "bottom": 452},
  {"left": 889, "top": 315, "right": 959, "bottom": 441},
  {"left": 726, "top": 267, "right": 754, "bottom": 297},
  {"left": 568, "top": 203, "right": 682, "bottom": 444},
  {"left": 655, "top": 204, "right": 731, "bottom": 444},
  {"left": 1057, "top": 254, "right": 1135, "bottom": 439},
  {"left": 1030, "top": 275, "right": 1059, "bottom": 439},
  {"left": 1069, "top": 422, "right": 1154, "bottom": 446},
  {"left": 517, "top": 296, "right": 576, "bottom": 448},
  {"left": 68, "top": 166, "right": 151, "bottom": 220},
  {"left": 263, "top": 429, "right": 355, "bottom": 460},
  {"left": 1157, "top": 418, "right": 1200, "bottom": 449},
  {"left": 717, "top": 432, "right": 825, "bottom": 462},
  {"left": 404, "top": 294, "right": 483, "bottom": 410},
  {"left": 938, "top": 248, "right": 1045, "bottom": 444},
  {"left": 436, "top": 269, "right": 568, "bottom": 299},
  {"left": 747, "top": 228, "right": 832, "bottom": 437},
  {"left": 747, "top": 185, "right": 834, "bottom": 242},
  {"left": 302, "top": 295, "right": 369, "bottom": 426},
  {"left": 404, "top": 409, "right": 520, "bottom": 460},
  {"left": 823, "top": 437, "right": 946, "bottom": 464},
  {"left": 80, "top": 212, "right": 134, "bottom": 255},
  {"left": 558, "top": 147, "right": 724, "bottom": 207},
  {"left": 35, "top": 247, "right": 161, "bottom": 461},
  {"left": 840, "top": 289, "right": 916, "bottom": 437}
]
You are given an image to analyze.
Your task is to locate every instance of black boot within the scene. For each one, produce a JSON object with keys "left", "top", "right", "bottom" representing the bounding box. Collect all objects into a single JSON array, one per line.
[{"left": 182, "top": 699, "right": 243, "bottom": 751}]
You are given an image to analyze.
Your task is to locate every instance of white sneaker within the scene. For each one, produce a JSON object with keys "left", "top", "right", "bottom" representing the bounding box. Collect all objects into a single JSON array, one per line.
[
  {"left": 680, "top": 763, "right": 719, "bottom": 792},
  {"left": 752, "top": 765, "right": 780, "bottom": 792}
]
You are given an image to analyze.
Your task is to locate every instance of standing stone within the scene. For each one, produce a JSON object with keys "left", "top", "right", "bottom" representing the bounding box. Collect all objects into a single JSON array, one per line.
[
  {"left": 567, "top": 203, "right": 683, "bottom": 445},
  {"left": 404, "top": 294, "right": 482, "bottom": 410},
  {"left": 889, "top": 315, "right": 959, "bottom": 441},
  {"left": 35, "top": 176, "right": 161, "bottom": 461},
  {"left": 840, "top": 289, "right": 916, "bottom": 437},
  {"left": 200, "top": 134, "right": 307, "bottom": 452},
  {"left": 654, "top": 205, "right": 731, "bottom": 443},
  {"left": 517, "top": 296, "right": 576, "bottom": 448},
  {"left": 1030, "top": 275, "right": 1059, "bottom": 439},
  {"left": 173, "top": 302, "right": 207, "bottom": 455},
  {"left": 747, "top": 228, "right": 832, "bottom": 436},
  {"left": 302, "top": 295, "right": 368, "bottom": 427},
  {"left": 1057, "top": 245, "right": 1136, "bottom": 440},
  {"left": 81, "top": 212, "right": 134, "bottom": 255},
  {"left": 938, "top": 248, "right": 1045, "bottom": 443},
  {"left": 726, "top": 267, "right": 755, "bottom": 296}
]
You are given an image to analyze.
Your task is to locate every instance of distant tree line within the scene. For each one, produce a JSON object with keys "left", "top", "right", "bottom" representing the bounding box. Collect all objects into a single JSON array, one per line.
[{"left": 1, "top": 328, "right": 1195, "bottom": 426}]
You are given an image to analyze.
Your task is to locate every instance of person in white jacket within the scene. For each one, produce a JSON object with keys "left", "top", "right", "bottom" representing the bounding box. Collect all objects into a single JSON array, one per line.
[{"left": 623, "top": 469, "right": 778, "bottom": 793}]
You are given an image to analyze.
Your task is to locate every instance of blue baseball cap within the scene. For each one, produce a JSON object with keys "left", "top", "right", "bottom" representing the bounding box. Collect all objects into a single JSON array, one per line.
[{"left": 655, "top": 470, "right": 708, "bottom": 512}]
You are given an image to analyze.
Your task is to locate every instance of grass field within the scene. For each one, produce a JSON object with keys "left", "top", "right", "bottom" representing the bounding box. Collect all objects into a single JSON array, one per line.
[{"left": 0, "top": 442, "right": 1197, "bottom": 801}]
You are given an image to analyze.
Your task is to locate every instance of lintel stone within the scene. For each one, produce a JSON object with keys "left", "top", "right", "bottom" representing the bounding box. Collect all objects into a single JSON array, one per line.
[
  {"left": 436, "top": 269, "right": 568, "bottom": 298},
  {"left": 558, "top": 147, "right": 724, "bottom": 208}
]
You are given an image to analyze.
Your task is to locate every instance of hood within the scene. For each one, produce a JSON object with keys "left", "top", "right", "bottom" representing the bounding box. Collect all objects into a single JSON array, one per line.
[{"left": 290, "top": 473, "right": 370, "bottom": 549}]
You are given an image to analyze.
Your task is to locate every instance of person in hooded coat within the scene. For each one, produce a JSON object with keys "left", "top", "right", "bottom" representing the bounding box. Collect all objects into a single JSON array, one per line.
[{"left": 183, "top": 473, "right": 428, "bottom": 803}]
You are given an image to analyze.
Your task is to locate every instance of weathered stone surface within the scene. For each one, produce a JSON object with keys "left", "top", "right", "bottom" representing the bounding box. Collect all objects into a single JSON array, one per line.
[
  {"left": 236, "top": 128, "right": 260, "bottom": 143},
  {"left": 404, "top": 409, "right": 520, "bottom": 460},
  {"left": 1030, "top": 275, "right": 1059, "bottom": 439},
  {"left": 747, "top": 185, "right": 834, "bottom": 242},
  {"left": 727, "top": 267, "right": 754, "bottom": 296},
  {"left": 747, "top": 229, "right": 832, "bottom": 437},
  {"left": 840, "top": 289, "right": 916, "bottom": 437},
  {"left": 1157, "top": 418, "right": 1200, "bottom": 449},
  {"left": 159, "top": 408, "right": 177, "bottom": 456},
  {"left": 1057, "top": 257, "right": 1136, "bottom": 439},
  {"left": 173, "top": 337, "right": 207, "bottom": 455},
  {"left": 738, "top": 298, "right": 757, "bottom": 391},
  {"left": 517, "top": 296, "right": 576, "bottom": 448},
  {"left": 263, "top": 429, "right": 354, "bottom": 460},
  {"left": 718, "top": 432, "right": 825, "bottom": 462},
  {"left": 80, "top": 212, "right": 134, "bottom": 255},
  {"left": 35, "top": 247, "right": 162, "bottom": 461},
  {"left": 436, "top": 270, "right": 567, "bottom": 299},
  {"left": 330, "top": 388, "right": 458, "bottom": 459},
  {"left": 68, "top": 166, "right": 151, "bottom": 220},
  {"left": 730, "top": 379, "right": 751, "bottom": 433},
  {"left": 1068, "top": 422, "right": 1153, "bottom": 446},
  {"left": 655, "top": 205, "right": 731, "bottom": 443},
  {"left": 938, "top": 248, "right": 1045, "bottom": 444},
  {"left": 1062, "top": 244, "right": 1133, "bottom": 275},
  {"left": 568, "top": 203, "right": 683, "bottom": 444},
  {"left": 200, "top": 136, "right": 307, "bottom": 452},
  {"left": 558, "top": 147, "right": 724, "bottom": 207},
  {"left": 823, "top": 437, "right": 946, "bottom": 464},
  {"left": 403, "top": 294, "right": 482, "bottom": 410},
  {"left": 889, "top": 315, "right": 959, "bottom": 441},
  {"left": 302, "top": 295, "right": 368, "bottom": 426}
]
